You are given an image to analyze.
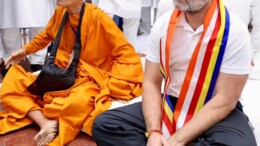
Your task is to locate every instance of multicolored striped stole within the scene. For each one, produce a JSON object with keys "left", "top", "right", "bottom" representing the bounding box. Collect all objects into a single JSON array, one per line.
[{"left": 160, "top": 0, "right": 230, "bottom": 137}]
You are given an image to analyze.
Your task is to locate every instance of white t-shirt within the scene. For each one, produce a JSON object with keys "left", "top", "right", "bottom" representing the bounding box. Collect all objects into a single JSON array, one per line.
[{"left": 147, "top": 10, "right": 252, "bottom": 97}]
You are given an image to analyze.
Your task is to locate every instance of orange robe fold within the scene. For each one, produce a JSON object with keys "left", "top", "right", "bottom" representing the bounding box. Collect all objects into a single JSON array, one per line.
[{"left": 0, "top": 3, "right": 143, "bottom": 146}]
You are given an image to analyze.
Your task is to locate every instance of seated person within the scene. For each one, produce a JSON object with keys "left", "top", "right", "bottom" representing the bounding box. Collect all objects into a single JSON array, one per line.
[
  {"left": 92, "top": 0, "right": 257, "bottom": 145},
  {"left": 0, "top": 0, "right": 143, "bottom": 146}
]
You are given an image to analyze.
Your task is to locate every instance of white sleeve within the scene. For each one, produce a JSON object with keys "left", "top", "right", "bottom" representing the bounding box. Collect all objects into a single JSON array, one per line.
[
  {"left": 146, "top": 15, "right": 168, "bottom": 63},
  {"left": 146, "top": 29, "right": 160, "bottom": 63},
  {"left": 147, "top": 12, "right": 172, "bottom": 63},
  {"left": 220, "top": 15, "right": 252, "bottom": 75}
]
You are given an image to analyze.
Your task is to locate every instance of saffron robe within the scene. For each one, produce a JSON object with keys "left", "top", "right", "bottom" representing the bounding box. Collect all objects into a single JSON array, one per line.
[{"left": 0, "top": 3, "right": 143, "bottom": 146}]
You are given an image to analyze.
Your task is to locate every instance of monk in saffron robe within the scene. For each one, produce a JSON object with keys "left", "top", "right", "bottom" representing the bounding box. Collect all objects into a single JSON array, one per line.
[{"left": 0, "top": 0, "right": 143, "bottom": 146}]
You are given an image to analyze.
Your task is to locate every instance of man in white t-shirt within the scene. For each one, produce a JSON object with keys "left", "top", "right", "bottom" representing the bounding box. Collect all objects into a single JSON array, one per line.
[
  {"left": 92, "top": 0, "right": 257, "bottom": 145},
  {"left": 155, "top": 0, "right": 260, "bottom": 80}
]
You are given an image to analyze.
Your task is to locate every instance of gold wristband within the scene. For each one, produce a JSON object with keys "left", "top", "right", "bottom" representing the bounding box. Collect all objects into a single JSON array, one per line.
[{"left": 145, "top": 129, "right": 162, "bottom": 138}]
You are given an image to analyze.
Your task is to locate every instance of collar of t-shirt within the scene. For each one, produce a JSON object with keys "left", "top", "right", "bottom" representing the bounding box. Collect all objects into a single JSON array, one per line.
[{"left": 175, "top": 12, "right": 216, "bottom": 35}]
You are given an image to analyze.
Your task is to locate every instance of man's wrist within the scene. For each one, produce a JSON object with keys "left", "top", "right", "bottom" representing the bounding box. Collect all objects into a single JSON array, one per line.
[{"left": 145, "top": 129, "right": 163, "bottom": 138}]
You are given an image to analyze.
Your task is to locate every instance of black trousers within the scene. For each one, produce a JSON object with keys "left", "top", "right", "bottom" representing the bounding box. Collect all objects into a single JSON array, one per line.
[{"left": 92, "top": 102, "right": 257, "bottom": 146}]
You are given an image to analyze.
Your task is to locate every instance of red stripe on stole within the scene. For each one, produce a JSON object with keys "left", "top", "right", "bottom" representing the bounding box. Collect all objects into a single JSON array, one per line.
[
  {"left": 160, "top": 39, "right": 163, "bottom": 72},
  {"left": 164, "top": 11, "right": 179, "bottom": 134},
  {"left": 173, "top": 0, "right": 218, "bottom": 130},
  {"left": 184, "top": 13, "right": 221, "bottom": 124},
  {"left": 165, "top": 11, "right": 180, "bottom": 89},
  {"left": 162, "top": 108, "right": 174, "bottom": 135}
]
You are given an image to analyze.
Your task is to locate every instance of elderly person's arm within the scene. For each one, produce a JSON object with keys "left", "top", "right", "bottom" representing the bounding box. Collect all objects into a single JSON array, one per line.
[
  {"left": 5, "top": 9, "right": 58, "bottom": 68},
  {"left": 23, "top": 10, "right": 58, "bottom": 54}
]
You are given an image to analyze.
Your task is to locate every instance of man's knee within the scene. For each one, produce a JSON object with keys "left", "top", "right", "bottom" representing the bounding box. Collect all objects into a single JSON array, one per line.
[
  {"left": 92, "top": 113, "right": 107, "bottom": 138},
  {"left": 195, "top": 108, "right": 257, "bottom": 146}
]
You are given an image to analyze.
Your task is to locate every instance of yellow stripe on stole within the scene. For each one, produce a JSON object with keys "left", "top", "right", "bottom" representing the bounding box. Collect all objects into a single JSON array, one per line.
[
  {"left": 195, "top": 1, "right": 226, "bottom": 113},
  {"left": 164, "top": 101, "right": 173, "bottom": 123},
  {"left": 160, "top": 65, "right": 166, "bottom": 77}
]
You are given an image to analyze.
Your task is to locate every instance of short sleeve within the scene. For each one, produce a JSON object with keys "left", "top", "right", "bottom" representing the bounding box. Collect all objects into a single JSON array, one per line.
[{"left": 146, "top": 12, "right": 172, "bottom": 63}]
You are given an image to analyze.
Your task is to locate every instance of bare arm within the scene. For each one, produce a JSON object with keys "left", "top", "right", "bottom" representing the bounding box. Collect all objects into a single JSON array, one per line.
[
  {"left": 23, "top": 8, "right": 61, "bottom": 54},
  {"left": 4, "top": 8, "right": 59, "bottom": 68},
  {"left": 168, "top": 73, "right": 248, "bottom": 145},
  {"left": 142, "top": 60, "right": 170, "bottom": 146},
  {"left": 142, "top": 60, "right": 163, "bottom": 131}
]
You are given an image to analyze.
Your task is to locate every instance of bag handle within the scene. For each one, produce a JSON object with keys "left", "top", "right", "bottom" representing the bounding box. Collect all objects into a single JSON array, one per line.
[
  {"left": 49, "top": 2, "right": 85, "bottom": 68},
  {"left": 49, "top": 11, "right": 68, "bottom": 57},
  {"left": 70, "top": 2, "right": 85, "bottom": 67}
]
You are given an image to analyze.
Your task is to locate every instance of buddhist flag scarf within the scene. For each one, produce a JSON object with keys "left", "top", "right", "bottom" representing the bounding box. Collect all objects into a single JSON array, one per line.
[{"left": 160, "top": 0, "right": 230, "bottom": 137}]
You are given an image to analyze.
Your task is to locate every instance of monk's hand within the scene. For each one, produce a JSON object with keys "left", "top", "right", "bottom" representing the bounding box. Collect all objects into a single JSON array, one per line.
[{"left": 5, "top": 48, "right": 27, "bottom": 69}]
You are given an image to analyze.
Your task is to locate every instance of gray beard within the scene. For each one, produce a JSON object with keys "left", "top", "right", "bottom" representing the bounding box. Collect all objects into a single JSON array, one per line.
[{"left": 175, "top": 0, "right": 208, "bottom": 13}]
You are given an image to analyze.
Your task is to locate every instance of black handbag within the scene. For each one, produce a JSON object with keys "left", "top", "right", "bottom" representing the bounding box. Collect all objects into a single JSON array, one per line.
[{"left": 27, "top": 3, "right": 85, "bottom": 96}]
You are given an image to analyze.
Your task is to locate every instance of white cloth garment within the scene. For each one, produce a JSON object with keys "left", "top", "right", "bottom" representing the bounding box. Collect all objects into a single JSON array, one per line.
[
  {"left": 0, "top": 0, "right": 55, "bottom": 29},
  {"left": 0, "top": 0, "right": 55, "bottom": 64},
  {"left": 142, "top": 0, "right": 152, "bottom": 7},
  {"left": 0, "top": 28, "right": 22, "bottom": 62},
  {"left": 91, "top": 0, "right": 142, "bottom": 19},
  {"left": 152, "top": 0, "right": 159, "bottom": 8},
  {"left": 92, "top": 0, "right": 141, "bottom": 52},
  {"left": 223, "top": 0, "right": 260, "bottom": 80},
  {"left": 0, "top": 32, "right": 3, "bottom": 59},
  {"left": 156, "top": 0, "right": 173, "bottom": 20},
  {"left": 147, "top": 10, "right": 251, "bottom": 97},
  {"left": 154, "top": 0, "right": 260, "bottom": 80},
  {"left": 27, "top": 27, "right": 48, "bottom": 65},
  {"left": 251, "top": 50, "right": 260, "bottom": 80}
]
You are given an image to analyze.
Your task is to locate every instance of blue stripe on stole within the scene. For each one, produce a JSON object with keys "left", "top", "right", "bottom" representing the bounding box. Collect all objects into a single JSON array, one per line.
[
  {"left": 166, "top": 94, "right": 175, "bottom": 111},
  {"left": 205, "top": 7, "right": 230, "bottom": 103}
]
